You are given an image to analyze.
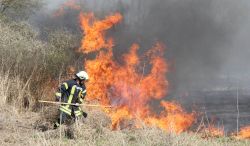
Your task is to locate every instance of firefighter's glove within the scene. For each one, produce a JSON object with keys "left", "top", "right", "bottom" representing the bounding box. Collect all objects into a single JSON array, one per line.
[
  {"left": 55, "top": 92, "right": 61, "bottom": 101},
  {"left": 82, "top": 112, "right": 88, "bottom": 118},
  {"left": 80, "top": 92, "right": 85, "bottom": 100},
  {"left": 55, "top": 96, "right": 60, "bottom": 102}
]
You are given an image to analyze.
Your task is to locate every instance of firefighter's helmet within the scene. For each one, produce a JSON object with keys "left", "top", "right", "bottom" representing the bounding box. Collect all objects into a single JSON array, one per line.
[{"left": 75, "top": 71, "right": 89, "bottom": 81}]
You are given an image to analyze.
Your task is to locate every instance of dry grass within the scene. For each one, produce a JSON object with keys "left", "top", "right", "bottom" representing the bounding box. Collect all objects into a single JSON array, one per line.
[
  {"left": 0, "top": 68, "right": 10, "bottom": 105},
  {"left": 0, "top": 104, "right": 250, "bottom": 146}
]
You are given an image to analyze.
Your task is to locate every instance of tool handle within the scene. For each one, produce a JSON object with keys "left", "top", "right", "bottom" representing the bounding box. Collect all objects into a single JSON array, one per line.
[{"left": 38, "top": 100, "right": 112, "bottom": 108}]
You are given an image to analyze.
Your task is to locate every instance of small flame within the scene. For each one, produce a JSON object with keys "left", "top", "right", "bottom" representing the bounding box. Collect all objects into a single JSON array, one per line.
[
  {"left": 53, "top": 0, "right": 81, "bottom": 17},
  {"left": 205, "top": 125, "right": 224, "bottom": 137},
  {"left": 235, "top": 126, "right": 250, "bottom": 139},
  {"left": 145, "top": 101, "right": 195, "bottom": 133}
]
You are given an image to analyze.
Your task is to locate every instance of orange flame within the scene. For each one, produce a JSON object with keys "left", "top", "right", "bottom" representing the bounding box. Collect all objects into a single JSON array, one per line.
[
  {"left": 53, "top": 0, "right": 81, "bottom": 17},
  {"left": 205, "top": 125, "right": 224, "bottom": 137},
  {"left": 79, "top": 12, "right": 122, "bottom": 53},
  {"left": 236, "top": 126, "right": 250, "bottom": 139},
  {"left": 78, "top": 12, "right": 195, "bottom": 133},
  {"left": 145, "top": 101, "right": 195, "bottom": 133}
]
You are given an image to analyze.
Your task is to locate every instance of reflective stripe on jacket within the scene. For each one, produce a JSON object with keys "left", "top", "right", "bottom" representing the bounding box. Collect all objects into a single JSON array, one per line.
[{"left": 57, "top": 79, "right": 86, "bottom": 115}]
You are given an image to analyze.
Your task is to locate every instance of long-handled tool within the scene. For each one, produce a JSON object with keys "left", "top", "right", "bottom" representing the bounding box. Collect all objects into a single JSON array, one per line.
[{"left": 38, "top": 100, "right": 112, "bottom": 108}]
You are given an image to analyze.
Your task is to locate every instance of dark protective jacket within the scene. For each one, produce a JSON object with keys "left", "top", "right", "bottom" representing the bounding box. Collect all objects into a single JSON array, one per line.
[{"left": 55, "top": 79, "right": 86, "bottom": 116}]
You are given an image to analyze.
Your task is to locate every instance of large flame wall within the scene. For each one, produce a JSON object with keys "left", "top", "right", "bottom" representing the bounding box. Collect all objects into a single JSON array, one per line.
[{"left": 78, "top": 12, "right": 195, "bottom": 133}]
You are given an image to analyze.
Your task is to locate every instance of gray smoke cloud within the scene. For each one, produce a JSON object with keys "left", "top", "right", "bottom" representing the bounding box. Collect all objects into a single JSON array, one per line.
[{"left": 32, "top": 0, "right": 250, "bottom": 93}]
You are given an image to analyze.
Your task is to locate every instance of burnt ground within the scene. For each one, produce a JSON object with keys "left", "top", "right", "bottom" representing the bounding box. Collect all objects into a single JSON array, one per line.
[{"left": 174, "top": 89, "right": 250, "bottom": 134}]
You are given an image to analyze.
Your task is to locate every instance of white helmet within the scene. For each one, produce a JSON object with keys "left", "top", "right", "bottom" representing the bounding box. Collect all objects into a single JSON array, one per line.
[{"left": 75, "top": 71, "right": 89, "bottom": 81}]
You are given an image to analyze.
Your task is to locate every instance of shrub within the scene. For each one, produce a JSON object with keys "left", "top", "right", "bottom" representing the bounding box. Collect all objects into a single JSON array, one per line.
[{"left": 0, "top": 17, "right": 81, "bottom": 110}]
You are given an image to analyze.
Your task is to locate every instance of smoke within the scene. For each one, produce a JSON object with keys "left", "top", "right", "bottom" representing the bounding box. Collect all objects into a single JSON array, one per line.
[{"left": 31, "top": 0, "right": 250, "bottom": 93}]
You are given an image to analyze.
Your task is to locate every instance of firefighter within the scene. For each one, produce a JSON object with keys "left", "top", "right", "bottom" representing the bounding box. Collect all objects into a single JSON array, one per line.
[{"left": 54, "top": 71, "right": 89, "bottom": 129}]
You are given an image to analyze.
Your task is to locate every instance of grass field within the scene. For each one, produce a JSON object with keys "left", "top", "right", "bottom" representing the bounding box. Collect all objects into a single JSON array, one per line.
[{"left": 0, "top": 102, "right": 250, "bottom": 146}]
